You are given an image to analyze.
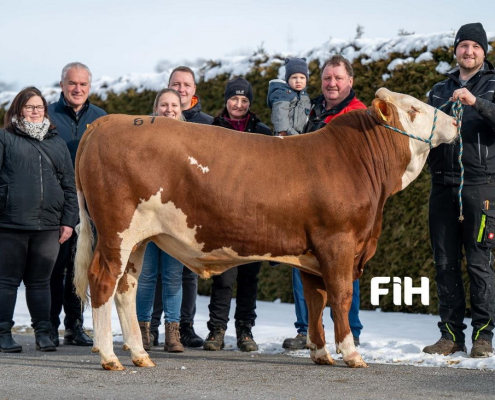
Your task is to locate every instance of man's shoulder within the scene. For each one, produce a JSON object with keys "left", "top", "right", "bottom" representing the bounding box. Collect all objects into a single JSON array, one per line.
[
  {"left": 348, "top": 97, "right": 367, "bottom": 110},
  {"left": 186, "top": 111, "right": 213, "bottom": 125},
  {"left": 86, "top": 103, "right": 107, "bottom": 118}
]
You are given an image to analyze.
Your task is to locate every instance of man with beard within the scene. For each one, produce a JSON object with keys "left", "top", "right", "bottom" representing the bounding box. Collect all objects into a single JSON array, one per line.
[{"left": 423, "top": 23, "right": 495, "bottom": 358}]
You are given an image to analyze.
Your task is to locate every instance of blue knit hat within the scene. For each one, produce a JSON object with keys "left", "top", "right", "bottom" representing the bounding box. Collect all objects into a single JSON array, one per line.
[{"left": 284, "top": 58, "right": 309, "bottom": 82}]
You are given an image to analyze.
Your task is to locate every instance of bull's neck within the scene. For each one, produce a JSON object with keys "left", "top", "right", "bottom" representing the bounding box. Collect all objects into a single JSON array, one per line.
[{"left": 319, "top": 111, "right": 411, "bottom": 202}]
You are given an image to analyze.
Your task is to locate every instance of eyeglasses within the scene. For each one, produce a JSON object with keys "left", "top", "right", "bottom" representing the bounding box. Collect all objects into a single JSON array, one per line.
[{"left": 24, "top": 105, "right": 45, "bottom": 112}]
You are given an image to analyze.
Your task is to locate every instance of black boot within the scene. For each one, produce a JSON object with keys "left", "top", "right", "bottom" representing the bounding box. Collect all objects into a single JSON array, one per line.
[
  {"left": 235, "top": 320, "right": 258, "bottom": 352},
  {"left": 180, "top": 322, "right": 204, "bottom": 347},
  {"left": 64, "top": 320, "right": 93, "bottom": 346},
  {"left": 0, "top": 322, "right": 22, "bottom": 353},
  {"left": 50, "top": 325, "right": 60, "bottom": 347},
  {"left": 34, "top": 321, "right": 56, "bottom": 352}
]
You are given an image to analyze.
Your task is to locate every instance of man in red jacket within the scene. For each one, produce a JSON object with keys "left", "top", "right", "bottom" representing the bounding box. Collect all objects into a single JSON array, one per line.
[{"left": 283, "top": 55, "right": 366, "bottom": 350}]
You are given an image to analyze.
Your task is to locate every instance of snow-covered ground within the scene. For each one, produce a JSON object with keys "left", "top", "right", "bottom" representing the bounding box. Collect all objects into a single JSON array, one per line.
[{"left": 13, "top": 285, "right": 495, "bottom": 370}]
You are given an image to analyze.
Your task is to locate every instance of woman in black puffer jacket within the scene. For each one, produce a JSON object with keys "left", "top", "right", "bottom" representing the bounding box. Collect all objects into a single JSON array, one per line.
[{"left": 0, "top": 87, "right": 78, "bottom": 353}]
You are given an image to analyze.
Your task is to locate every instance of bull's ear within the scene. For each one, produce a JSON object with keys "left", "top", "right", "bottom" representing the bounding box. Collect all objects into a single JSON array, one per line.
[{"left": 372, "top": 98, "right": 390, "bottom": 123}]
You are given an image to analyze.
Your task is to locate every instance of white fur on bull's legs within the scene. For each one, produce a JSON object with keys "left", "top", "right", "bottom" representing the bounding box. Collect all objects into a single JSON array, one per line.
[
  {"left": 92, "top": 299, "right": 124, "bottom": 370},
  {"left": 300, "top": 270, "right": 336, "bottom": 365},
  {"left": 336, "top": 333, "right": 367, "bottom": 368},
  {"left": 114, "top": 243, "right": 155, "bottom": 368}
]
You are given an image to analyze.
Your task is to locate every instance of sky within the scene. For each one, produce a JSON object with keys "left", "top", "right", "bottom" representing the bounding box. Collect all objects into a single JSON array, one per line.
[
  {"left": 2, "top": 0, "right": 495, "bottom": 90},
  {"left": 14, "top": 287, "right": 495, "bottom": 370}
]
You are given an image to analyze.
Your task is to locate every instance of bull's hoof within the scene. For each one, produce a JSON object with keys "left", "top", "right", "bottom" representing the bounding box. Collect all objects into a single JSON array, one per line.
[
  {"left": 310, "top": 347, "right": 336, "bottom": 365},
  {"left": 344, "top": 357, "right": 368, "bottom": 368},
  {"left": 91, "top": 347, "right": 100, "bottom": 353},
  {"left": 102, "top": 360, "right": 125, "bottom": 371},
  {"left": 132, "top": 356, "right": 156, "bottom": 368}
]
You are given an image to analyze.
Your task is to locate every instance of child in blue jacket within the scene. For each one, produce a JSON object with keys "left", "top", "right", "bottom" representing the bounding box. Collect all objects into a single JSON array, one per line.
[{"left": 267, "top": 58, "right": 311, "bottom": 136}]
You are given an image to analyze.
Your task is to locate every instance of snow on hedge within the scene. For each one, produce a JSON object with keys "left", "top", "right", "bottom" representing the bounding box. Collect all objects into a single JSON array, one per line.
[{"left": 1, "top": 31, "right": 494, "bottom": 109}]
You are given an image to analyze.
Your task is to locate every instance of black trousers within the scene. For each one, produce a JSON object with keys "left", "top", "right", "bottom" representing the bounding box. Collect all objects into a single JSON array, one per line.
[
  {"left": 50, "top": 231, "right": 83, "bottom": 329},
  {"left": 0, "top": 229, "right": 60, "bottom": 326},
  {"left": 429, "top": 183, "right": 495, "bottom": 343},
  {"left": 207, "top": 262, "right": 261, "bottom": 331},
  {"left": 150, "top": 265, "right": 199, "bottom": 331}
]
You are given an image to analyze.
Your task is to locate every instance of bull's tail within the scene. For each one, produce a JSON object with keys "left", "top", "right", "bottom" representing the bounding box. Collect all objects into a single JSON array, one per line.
[
  {"left": 73, "top": 122, "right": 97, "bottom": 306},
  {"left": 74, "top": 190, "right": 94, "bottom": 306}
]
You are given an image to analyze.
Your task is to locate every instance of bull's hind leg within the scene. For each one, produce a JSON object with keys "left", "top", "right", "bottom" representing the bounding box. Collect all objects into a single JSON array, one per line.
[
  {"left": 114, "top": 242, "right": 155, "bottom": 368},
  {"left": 89, "top": 247, "right": 125, "bottom": 371},
  {"left": 300, "top": 270, "right": 336, "bottom": 365},
  {"left": 317, "top": 242, "right": 368, "bottom": 368}
]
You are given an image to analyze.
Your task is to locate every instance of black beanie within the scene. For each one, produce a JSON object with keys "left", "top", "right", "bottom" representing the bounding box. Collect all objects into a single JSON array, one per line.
[
  {"left": 224, "top": 78, "right": 253, "bottom": 105},
  {"left": 454, "top": 22, "right": 488, "bottom": 55},
  {"left": 284, "top": 57, "right": 309, "bottom": 82}
]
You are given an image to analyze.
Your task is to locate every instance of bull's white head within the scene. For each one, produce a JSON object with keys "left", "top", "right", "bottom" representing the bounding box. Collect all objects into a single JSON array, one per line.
[{"left": 373, "top": 88, "right": 458, "bottom": 190}]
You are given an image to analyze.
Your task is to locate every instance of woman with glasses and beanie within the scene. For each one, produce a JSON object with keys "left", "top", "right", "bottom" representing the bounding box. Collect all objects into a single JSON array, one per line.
[
  {"left": 0, "top": 87, "right": 78, "bottom": 353},
  {"left": 203, "top": 77, "right": 271, "bottom": 352}
]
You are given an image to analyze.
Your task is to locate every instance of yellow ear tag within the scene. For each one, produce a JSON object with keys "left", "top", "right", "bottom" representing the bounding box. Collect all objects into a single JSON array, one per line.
[{"left": 377, "top": 108, "right": 387, "bottom": 122}]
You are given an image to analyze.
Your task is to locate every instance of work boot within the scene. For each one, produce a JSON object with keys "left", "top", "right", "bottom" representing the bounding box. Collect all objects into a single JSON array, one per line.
[
  {"left": 470, "top": 339, "right": 493, "bottom": 358},
  {"left": 164, "top": 322, "right": 184, "bottom": 353},
  {"left": 422, "top": 337, "right": 466, "bottom": 355},
  {"left": 150, "top": 329, "right": 159, "bottom": 347},
  {"left": 180, "top": 322, "right": 204, "bottom": 348},
  {"left": 0, "top": 322, "right": 22, "bottom": 353},
  {"left": 354, "top": 336, "right": 360, "bottom": 347},
  {"left": 50, "top": 326, "right": 60, "bottom": 347},
  {"left": 203, "top": 326, "right": 226, "bottom": 351},
  {"left": 64, "top": 320, "right": 93, "bottom": 346},
  {"left": 235, "top": 320, "right": 258, "bottom": 352},
  {"left": 34, "top": 321, "right": 56, "bottom": 352},
  {"left": 139, "top": 321, "right": 151, "bottom": 351},
  {"left": 282, "top": 333, "right": 308, "bottom": 350}
]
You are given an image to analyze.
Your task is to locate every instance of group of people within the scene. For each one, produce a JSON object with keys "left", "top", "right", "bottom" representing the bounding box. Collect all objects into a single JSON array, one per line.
[{"left": 0, "top": 22, "right": 494, "bottom": 360}]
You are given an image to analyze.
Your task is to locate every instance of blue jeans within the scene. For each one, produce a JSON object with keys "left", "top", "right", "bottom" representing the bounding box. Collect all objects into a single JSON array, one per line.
[
  {"left": 292, "top": 268, "right": 363, "bottom": 338},
  {"left": 136, "top": 243, "right": 183, "bottom": 323}
]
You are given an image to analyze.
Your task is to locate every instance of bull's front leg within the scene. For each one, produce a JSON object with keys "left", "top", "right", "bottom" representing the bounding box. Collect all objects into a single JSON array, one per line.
[
  {"left": 114, "top": 243, "right": 155, "bottom": 368},
  {"left": 300, "top": 270, "right": 336, "bottom": 365},
  {"left": 319, "top": 247, "right": 368, "bottom": 368}
]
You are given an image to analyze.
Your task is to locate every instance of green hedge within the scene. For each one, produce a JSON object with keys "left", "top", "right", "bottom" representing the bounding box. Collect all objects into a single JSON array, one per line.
[{"left": 3, "top": 43, "right": 495, "bottom": 315}]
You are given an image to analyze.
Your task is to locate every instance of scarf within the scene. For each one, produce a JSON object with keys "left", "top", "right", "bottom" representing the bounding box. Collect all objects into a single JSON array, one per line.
[{"left": 12, "top": 115, "right": 51, "bottom": 141}]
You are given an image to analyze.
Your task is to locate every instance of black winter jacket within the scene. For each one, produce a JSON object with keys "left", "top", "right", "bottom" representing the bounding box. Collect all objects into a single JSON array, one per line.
[
  {"left": 0, "top": 127, "right": 78, "bottom": 230},
  {"left": 428, "top": 61, "right": 495, "bottom": 185},
  {"left": 183, "top": 96, "right": 214, "bottom": 125},
  {"left": 212, "top": 111, "right": 272, "bottom": 135},
  {"left": 48, "top": 94, "right": 106, "bottom": 165}
]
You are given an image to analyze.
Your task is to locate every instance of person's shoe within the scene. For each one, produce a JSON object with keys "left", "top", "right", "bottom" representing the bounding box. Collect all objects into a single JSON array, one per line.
[
  {"left": 150, "top": 329, "right": 159, "bottom": 347},
  {"left": 354, "top": 336, "right": 360, "bottom": 347},
  {"left": 50, "top": 326, "right": 60, "bottom": 347},
  {"left": 282, "top": 333, "right": 308, "bottom": 350},
  {"left": 203, "top": 326, "right": 226, "bottom": 351},
  {"left": 0, "top": 322, "right": 22, "bottom": 353},
  {"left": 235, "top": 320, "right": 258, "bottom": 352},
  {"left": 139, "top": 321, "right": 151, "bottom": 351},
  {"left": 423, "top": 337, "right": 466, "bottom": 355},
  {"left": 470, "top": 339, "right": 493, "bottom": 358},
  {"left": 34, "top": 321, "right": 56, "bottom": 352},
  {"left": 64, "top": 320, "right": 93, "bottom": 346},
  {"left": 180, "top": 322, "right": 204, "bottom": 347},
  {"left": 164, "top": 322, "right": 184, "bottom": 353}
]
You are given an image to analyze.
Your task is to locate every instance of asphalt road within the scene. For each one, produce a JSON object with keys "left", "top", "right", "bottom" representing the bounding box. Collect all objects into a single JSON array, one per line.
[{"left": 1, "top": 334, "right": 494, "bottom": 400}]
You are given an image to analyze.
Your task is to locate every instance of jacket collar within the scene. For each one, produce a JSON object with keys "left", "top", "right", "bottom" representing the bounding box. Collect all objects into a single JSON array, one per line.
[
  {"left": 446, "top": 60, "right": 495, "bottom": 86},
  {"left": 57, "top": 93, "right": 90, "bottom": 120}
]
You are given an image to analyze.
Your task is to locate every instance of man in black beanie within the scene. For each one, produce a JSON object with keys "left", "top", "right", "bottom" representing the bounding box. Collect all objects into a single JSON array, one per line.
[{"left": 424, "top": 23, "right": 495, "bottom": 358}]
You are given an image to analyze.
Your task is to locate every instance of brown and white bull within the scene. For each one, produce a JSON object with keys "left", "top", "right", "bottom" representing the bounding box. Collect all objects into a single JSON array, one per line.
[{"left": 74, "top": 88, "right": 457, "bottom": 370}]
